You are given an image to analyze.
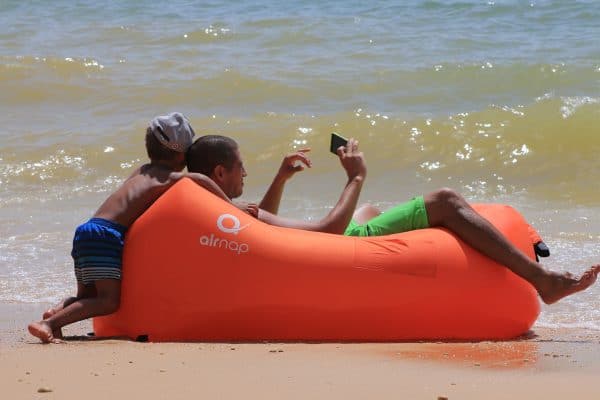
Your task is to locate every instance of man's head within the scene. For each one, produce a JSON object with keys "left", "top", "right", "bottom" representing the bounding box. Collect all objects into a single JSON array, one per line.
[
  {"left": 187, "top": 135, "right": 246, "bottom": 199},
  {"left": 146, "top": 112, "right": 195, "bottom": 170}
]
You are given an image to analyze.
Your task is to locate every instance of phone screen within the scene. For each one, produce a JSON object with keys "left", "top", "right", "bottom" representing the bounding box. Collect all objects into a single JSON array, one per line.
[{"left": 330, "top": 133, "right": 348, "bottom": 154}]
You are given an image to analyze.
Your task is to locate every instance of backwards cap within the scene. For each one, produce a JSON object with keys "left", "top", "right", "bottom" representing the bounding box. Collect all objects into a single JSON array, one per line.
[{"left": 149, "top": 112, "right": 195, "bottom": 152}]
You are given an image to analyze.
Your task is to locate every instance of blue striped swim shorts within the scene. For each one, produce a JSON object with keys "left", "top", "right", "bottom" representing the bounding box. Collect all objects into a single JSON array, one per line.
[{"left": 71, "top": 218, "right": 128, "bottom": 285}]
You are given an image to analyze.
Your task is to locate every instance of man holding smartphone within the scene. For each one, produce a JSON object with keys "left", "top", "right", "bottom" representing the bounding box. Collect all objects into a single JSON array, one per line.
[
  {"left": 187, "top": 134, "right": 367, "bottom": 235},
  {"left": 186, "top": 134, "right": 599, "bottom": 305}
]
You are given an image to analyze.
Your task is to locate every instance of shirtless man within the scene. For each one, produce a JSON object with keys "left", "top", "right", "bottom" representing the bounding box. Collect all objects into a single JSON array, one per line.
[
  {"left": 28, "top": 113, "right": 234, "bottom": 343},
  {"left": 186, "top": 134, "right": 600, "bottom": 305}
]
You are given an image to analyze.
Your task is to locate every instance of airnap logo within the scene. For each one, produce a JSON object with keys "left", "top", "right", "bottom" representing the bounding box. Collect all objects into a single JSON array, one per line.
[
  {"left": 217, "top": 214, "right": 250, "bottom": 235},
  {"left": 199, "top": 214, "right": 250, "bottom": 254}
]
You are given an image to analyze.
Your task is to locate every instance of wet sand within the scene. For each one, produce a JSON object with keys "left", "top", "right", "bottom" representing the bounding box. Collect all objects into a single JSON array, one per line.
[{"left": 2, "top": 302, "right": 600, "bottom": 399}]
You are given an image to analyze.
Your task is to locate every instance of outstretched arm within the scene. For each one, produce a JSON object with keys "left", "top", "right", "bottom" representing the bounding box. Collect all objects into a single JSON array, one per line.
[
  {"left": 259, "top": 149, "right": 311, "bottom": 214},
  {"left": 258, "top": 139, "right": 366, "bottom": 234},
  {"left": 185, "top": 173, "right": 259, "bottom": 217},
  {"left": 233, "top": 201, "right": 259, "bottom": 218}
]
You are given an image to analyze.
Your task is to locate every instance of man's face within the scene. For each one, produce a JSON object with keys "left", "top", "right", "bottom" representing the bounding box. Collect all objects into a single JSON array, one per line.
[{"left": 220, "top": 149, "right": 246, "bottom": 199}]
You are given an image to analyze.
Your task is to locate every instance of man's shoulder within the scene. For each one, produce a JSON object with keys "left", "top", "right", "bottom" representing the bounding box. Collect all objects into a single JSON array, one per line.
[{"left": 136, "top": 164, "right": 184, "bottom": 181}]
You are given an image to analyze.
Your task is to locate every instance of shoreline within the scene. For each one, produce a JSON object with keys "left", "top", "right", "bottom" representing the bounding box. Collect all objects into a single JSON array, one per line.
[{"left": 3, "top": 302, "right": 600, "bottom": 399}]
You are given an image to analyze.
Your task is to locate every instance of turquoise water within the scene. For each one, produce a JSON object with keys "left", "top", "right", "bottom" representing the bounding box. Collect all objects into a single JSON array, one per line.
[{"left": 1, "top": 0, "right": 599, "bottom": 330}]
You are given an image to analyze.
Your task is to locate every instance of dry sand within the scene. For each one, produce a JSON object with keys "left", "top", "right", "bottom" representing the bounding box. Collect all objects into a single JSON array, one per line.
[{"left": 2, "top": 302, "right": 600, "bottom": 400}]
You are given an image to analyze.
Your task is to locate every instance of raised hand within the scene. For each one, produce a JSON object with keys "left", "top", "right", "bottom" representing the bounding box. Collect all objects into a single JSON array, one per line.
[
  {"left": 336, "top": 138, "right": 367, "bottom": 181},
  {"left": 259, "top": 148, "right": 312, "bottom": 215},
  {"left": 275, "top": 148, "right": 312, "bottom": 182}
]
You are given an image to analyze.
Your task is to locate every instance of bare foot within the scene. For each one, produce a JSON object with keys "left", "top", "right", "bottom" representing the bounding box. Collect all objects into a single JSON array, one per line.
[
  {"left": 53, "top": 328, "right": 64, "bottom": 340},
  {"left": 27, "top": 321, "right": 63, "bottom": 344},
  {"left": 41, "top": 309, "right": 64, "bottom": 340},
  {"left": 538, "top": 265, "right": 600, "bottom": 304}
]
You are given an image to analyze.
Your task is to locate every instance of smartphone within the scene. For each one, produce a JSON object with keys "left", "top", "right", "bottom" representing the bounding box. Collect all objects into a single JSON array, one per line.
[{"left": 330, "top": 132, "right": 348, "bottom": 154}]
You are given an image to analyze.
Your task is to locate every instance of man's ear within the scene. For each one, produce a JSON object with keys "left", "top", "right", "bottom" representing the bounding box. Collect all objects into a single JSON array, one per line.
[{"left": 212, "top": 165, "right": 226, "bottom": 182}]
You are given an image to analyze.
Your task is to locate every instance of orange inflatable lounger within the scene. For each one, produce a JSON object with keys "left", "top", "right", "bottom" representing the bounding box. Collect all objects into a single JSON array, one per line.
[{"left": 94, "top": 178, "right": 541, "bottom": 342}]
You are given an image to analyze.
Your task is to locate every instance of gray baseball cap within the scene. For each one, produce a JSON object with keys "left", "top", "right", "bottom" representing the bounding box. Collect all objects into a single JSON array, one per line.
[{"left": 149, "top": 112, "right": 195, "bottom": 152}]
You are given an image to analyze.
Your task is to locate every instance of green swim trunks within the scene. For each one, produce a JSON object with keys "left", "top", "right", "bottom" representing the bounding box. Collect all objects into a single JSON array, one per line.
[{"left": 344, "top": 196, "right": 429, "bottom": 237}]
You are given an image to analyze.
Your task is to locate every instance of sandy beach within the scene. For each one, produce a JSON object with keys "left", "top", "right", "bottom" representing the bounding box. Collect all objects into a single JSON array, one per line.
[
  {"left": 2, "top": 2, "right": 600, "bottom": 399},
  {"left": 2, "top": 302, "right": 599, "bottom": 400}
]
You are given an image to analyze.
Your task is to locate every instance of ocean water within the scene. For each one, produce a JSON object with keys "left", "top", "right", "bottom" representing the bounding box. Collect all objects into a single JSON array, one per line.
[{"left": 1, "top": 0, "right": 600, "bottom": 331}]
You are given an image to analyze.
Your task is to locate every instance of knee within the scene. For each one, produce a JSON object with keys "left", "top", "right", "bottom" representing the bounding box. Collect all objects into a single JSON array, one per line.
[
  {"left": 426, "top": 188, "right": 468, "bottom": 221},
  {"left": 99, "top": 294, "right": 120, "bottom": 314},
  {"left": 431, "top": 188, "right": 464, "bottom": 206},
  {"left": 356, "top": 203, "right": 379, "bottom": 214},
  {"left": 94, "top": 280, "right": 121, "bottom": 314},
  {"left": 353, "top": 203, "right": 381, "bottom": 224}
]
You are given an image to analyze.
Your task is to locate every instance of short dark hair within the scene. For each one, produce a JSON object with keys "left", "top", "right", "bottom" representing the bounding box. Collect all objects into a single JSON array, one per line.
[
  {"left": 186, "top": 135, "right": 239, "bottom": 176},
  {"left": 145, "top": 128, "right": 181, "bottom": 161}
]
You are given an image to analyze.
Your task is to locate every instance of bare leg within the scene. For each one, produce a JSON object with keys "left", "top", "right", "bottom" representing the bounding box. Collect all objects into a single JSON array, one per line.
[
  {"left": 424, "top": 188, "right": 600, "bottom": 304},
  {"left": 43, "top": 297, "right": 77, "bottom": 319},
  {"left": 41, "top": 284, "right": 97, "bottom": 339},
  {"left": 353, "top": 204, "right": 382, "bottom": 224},
  {"left": 28, "top": 280, "right": 120, "bottom": 343},
  {"left": 43, "top": 283, "right": 97, "bottom": 318},
  {"left": 43, "top": 298, "right": 76, "bottom": 340}
]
